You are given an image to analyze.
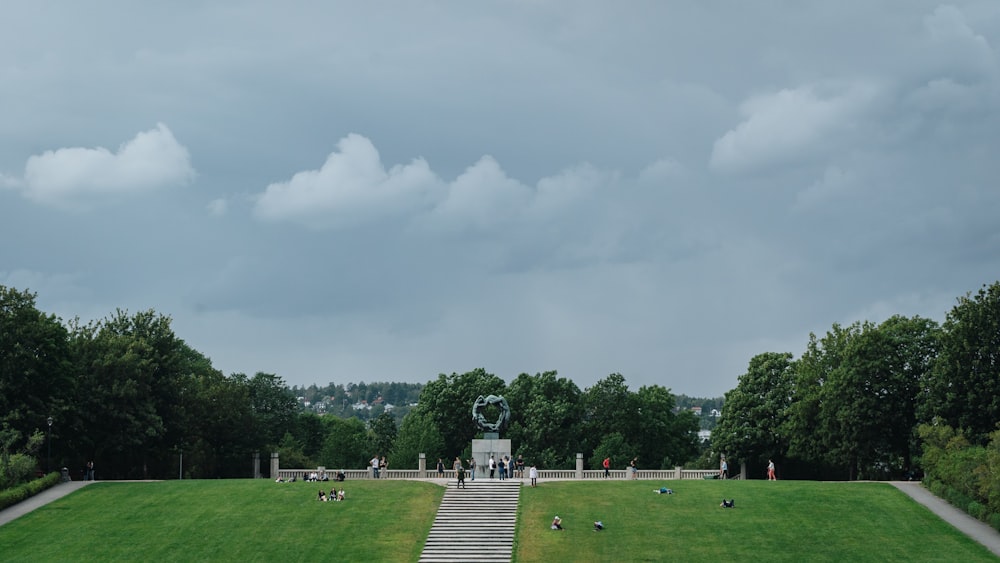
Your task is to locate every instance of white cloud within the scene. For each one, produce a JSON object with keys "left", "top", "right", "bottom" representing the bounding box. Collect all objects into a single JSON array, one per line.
[
  {"left": 253, "top": 133, "right": 442, "bottom": 229},
  {"left": 710, "top": 82, "right": 880, "bottom": 172},
  {"left": 19, "top": 123, "right": 194, "bottom": 208},
  {"left": 794, "top": 165, "right": 857, "bottom": 210},
  {"left": 425, "top": 155, "right": 533, "bottom": 232}
]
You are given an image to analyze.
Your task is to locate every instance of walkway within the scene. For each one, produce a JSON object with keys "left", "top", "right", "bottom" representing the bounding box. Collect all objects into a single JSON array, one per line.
[
  {"left": 419, "top": 479, "right": 521, "bottom": 563},
  {"left": 0, "top": 480, "right": 95, "bottom": 527},
  {"left": 890, "top": 481, "right": 1000, "bottom": 558}
]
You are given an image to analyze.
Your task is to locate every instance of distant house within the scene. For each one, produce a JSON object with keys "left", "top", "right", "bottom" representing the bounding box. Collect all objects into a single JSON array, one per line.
[
  {"left": 691, "top": 406, "right": 702, "bottom": 416},
  {"left": 710, "top": 409, "right": 721, "bottom": 418},
  {"left": 697, "top": 430, "right": 711, "bottom": 442}
]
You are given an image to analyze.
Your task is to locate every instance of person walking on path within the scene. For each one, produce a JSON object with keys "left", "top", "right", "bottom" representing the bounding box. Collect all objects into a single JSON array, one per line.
[
  {"left": 371, "top": 455, "right": 380, "bottom": 479},
  {"left": 489, "top": 455, "right": 496, "bottom": 479},
  {"left": 602, "top": 457, "right": 610, "bottom": 479},
  {"left": 630, "top": 457, "right": 638, "bottom": 480},
  {"left": 456, "top": 463, "right": 467, "bottom": 489},
  {"left": 720, "top": 456, "right": 728, "bottom": 480},
  {"left": 468, "top": 457, "right": 476, "bottom": 481},
  {"left": 436, "top": 458, "right": 445, "bottom": 478},
  {"left": 529, "top": 464, "right": 538, "bottom": 487},
  {"left": 767, "top": 459, "right": 776, "bottom": 480}
]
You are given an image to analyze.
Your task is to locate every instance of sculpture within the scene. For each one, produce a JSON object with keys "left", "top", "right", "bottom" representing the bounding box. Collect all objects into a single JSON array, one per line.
[{"left": 472, "top": 394, "right": 511, "bottom": 432}]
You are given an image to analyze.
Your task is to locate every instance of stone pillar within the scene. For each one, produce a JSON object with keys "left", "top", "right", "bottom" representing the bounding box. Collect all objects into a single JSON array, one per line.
[
  {"left": 419, "top": 453, "right": 426, "bottom": 478},
  {"left": 675, "top": 466, "right": 682, "bottom": 480},
  {"left": 253, "top": 452, "right": 260, "bottom": 479},
  {"left": 270, "top": 452, "right": 279, "bottom": 479},
  {"left": 740, "top": 463, "right": 746, "bottom": 480},
  {"left": 576, "top": 453, "right": 584, "bottom": 479}
]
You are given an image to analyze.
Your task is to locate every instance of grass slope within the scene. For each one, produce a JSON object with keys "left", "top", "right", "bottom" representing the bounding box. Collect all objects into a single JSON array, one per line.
[
  {"left": 0, "top": 479, "right": 994, "bottom": 562},
  {"left": 514, "top": 480, "right": 997, "bottom": 562},
  {"left": 0, "top": 479, "right": 443, "bottom": 562}
]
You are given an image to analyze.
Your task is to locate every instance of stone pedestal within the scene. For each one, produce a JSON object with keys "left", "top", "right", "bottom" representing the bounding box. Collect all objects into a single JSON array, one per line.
[
  {"left": 419, "top": 453, "right": 427, "bottom": 478},
  {"left": 270, "top": 452, "right": 279, "bottom": 479},
  {"left": 472, "top": 435, "right": 511, "bottom": 478},
  {"left": 253, "top": 452, "right": 260, "bottom": 479}
]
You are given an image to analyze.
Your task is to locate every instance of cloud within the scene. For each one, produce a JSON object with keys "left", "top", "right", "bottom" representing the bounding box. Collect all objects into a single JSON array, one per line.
[
  {"left": 252, "top": 133, "right": 442, "bottom": 229},
  {"left": 18, "top": 123, "right": 194, "bottom": 208},
  {"left": 710, "top": 82, "right": 880, "bottom": 172}
]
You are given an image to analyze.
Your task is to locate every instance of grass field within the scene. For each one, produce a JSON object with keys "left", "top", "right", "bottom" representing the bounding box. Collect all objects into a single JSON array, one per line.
[{"left": 0, "top": 479, "right": 995, "bottom": 562}]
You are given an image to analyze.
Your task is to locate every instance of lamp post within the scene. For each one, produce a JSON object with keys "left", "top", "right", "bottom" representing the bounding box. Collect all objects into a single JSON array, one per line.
[{"left": 46, "top": 416, "right": 53, "bottom": 474}]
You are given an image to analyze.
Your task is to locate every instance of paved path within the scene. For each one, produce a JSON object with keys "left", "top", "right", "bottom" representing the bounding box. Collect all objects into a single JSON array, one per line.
[
  {"left": 890, "top": 481, "right": 1000, "bottom": 557},
  {"left": 0, "top": 480, "right": 96, "bottom": 527}
]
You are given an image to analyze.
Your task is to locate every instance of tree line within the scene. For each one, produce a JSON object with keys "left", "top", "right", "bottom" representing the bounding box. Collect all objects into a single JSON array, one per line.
[
  {"left": 1, "top": 285, "right": 702, "bottom": 482},
  {"left": 712, "top": 281, "right": 1000, "bottom": 481}
]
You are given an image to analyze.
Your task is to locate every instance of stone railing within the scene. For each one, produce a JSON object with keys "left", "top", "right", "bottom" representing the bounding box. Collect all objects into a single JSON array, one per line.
[{"left": 276, "top": 466, "right": 728, "bottom": 481}]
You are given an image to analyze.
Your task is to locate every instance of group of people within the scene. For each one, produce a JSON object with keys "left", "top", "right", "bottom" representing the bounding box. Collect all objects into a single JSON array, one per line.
[
  {"left": 317, "top": 488, "right": 346, "bottom": 502},
  {"left": 370, "top": 455, "right": 387, "bottom": 478},
  {"left": 550, "top": 516, "right": 604, "bottom": 532},
  {"left": 486, "top": 454, "right": 524, "bottom": 480}
]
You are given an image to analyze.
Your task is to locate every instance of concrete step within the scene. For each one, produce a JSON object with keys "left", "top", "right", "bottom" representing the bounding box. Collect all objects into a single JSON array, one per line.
[{"left": 419, "top": 479, "right": 521, "bottom": 563}]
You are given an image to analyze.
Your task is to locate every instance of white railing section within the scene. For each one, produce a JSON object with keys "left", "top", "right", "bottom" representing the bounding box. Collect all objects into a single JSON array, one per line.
[{"left": 276, "top": 467, "right": 728, "bottom": 481}]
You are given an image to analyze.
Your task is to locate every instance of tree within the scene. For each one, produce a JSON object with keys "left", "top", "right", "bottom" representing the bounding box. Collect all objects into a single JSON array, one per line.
[
  {"left": 369, "top": 411, "right": 398, "bottom": 460},
  {"left": 635, "top": 384, "right": 698, "bottom": 469},
  {"left": 390, "top": 411, "right": 444, "bottom": 468},
  {"left": 713, "top": 352, "right": 796, "bottom": 477},
  {"left": 505, "top": 371, "right": 583, "bottom": 469},
  {"left": 413, "top": 368, "right": 506, "bottom": 458},
  {"left": 319, "top": 416, "right": 370, "bottom": 470},
  {"left": 926, "top": 281, "right": 1000, "bottom": 444},
  {"left": 0, "top": 286, "right": 72, "bottom": 452},
  {"left": 582, "top": 373, "right": 639, "bottom": 456}
]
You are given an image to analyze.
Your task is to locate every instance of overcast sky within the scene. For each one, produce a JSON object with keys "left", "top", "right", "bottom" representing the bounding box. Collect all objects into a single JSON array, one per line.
[{"left": 2, "top": 2, "right": 998, "bottom": 397}]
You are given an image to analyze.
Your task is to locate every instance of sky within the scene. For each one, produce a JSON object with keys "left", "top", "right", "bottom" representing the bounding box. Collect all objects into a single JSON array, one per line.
[{"left": 2, "top": 2, "right": 999, "bottom": 397}]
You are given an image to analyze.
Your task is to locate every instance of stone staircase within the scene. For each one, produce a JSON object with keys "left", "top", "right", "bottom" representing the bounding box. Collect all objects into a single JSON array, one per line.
[{"left": 419, "top": 479, "right": 522, "bottom": 563}]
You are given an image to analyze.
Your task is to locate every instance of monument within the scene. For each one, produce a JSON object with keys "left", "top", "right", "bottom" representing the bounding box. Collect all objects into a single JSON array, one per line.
[{"left": 470, "top": 394, "right": 512, "bottom": 479}]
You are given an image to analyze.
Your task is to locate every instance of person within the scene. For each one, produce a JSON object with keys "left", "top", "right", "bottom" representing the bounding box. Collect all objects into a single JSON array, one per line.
[
  {"left": 380, "top": 456, "right": 388, "bottom": 478},
  {"left": 593, "top": 520, "right": 604, "bottom": 531},
  {"left": 720, "top": 457, "right": 728, "bottom": 480},
  {"left": 655, "top": 487, "right": 673, "bottom": 494},
  {"left": 516, "top": 455, "right": 524, "bottom": 478},
  {"left": 85, "top": 460, "right": 95, "bottom": 481},
  {"left": 456, "top": 464, "right": 466, "bottom": 489},
  {"left": 317, "top": 489, "right": 326, "bottom": 501},
  {"left": 329, "top": 489, "right": 337, "bottom": 501},
  {"left": 453, "top": 456, "right": 462, "bottom": 475},
  {"left": 371, "top": 455, "right": 380, "bottom": 479},
  {"left": 437, "top": 458, "right": 445, "bottom": 477},
  {"left": 529, "top": 464, "right": 538, "bottom": 488},
  {"left": 468, "top": 457, "right": 476, "bottom": 481},
  {"left": 602, "top": 456, "right": 610, "bottom": 479},
  {"left": 720, "top": 498, "right": 735, "bottom": 508},
  {"left": 336, "top": 470, "right": 346, "bottom": 482},
  {"left": 767, "top": 459, "right": 776, "bottom": 481},
  {"left": 498, "top": 457, "right": 506, "bottom": 481},
  {"left": 489, "top": 455, "right": 496, "bottom": 479},
  {"left": 320, "top": 471, "right": 329, "bottom": 481},
  {"left": 310, "top": 471, "right": 318, "bottom": 482},
  {"left": 338, "top": 488, "right": 346, "bottom": 501},
  {"left": 630, "top": 457, "right": 638, "bottom": 480},
  {"left": 551, "top": 516, "right": 563, "bottom": 530}
]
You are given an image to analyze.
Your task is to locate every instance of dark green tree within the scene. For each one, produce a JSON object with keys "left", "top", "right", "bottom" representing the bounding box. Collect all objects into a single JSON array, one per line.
[
  {"left": 413, "top": 368, "right": 506, "bottom": 458},
  {"left": 714, "top": 352, "right": 796, "bottom": 478},
  {"left": 926, "top": 281, "right": 1000, "bottom": 444},
  {"left": 389, "top": 411, "right": 444, "bottom": 468},
  {"left": 505, "top": 371, "right": 583, "bottom": 469}
]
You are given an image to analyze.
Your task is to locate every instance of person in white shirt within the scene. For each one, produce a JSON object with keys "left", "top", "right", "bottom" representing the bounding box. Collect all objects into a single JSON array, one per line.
[
  {"left": 371, "top": 456, "right": 380, "bottom": 479},
  {"left": 529, "top": 464, "right": 538, "bottom": 488}
]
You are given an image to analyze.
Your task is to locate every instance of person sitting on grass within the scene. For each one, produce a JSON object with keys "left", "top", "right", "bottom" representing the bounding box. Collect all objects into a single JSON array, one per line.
[
  {"left": 317, "top": 490, "right": 326, "bottom": 502},
  {"left": 720, "top": 498, "right": 735, "bottom": 508},
  {"left": 551, "top": 516, "right": 563, "bottom": 530},
  {"left": 593, "top": 521, "right": 604, "bottom": 531},
  {"left": 337, "top": 489, "right": 345, "bottom": 501},
  {"left": 655, "top": 487, "right": 673, "bottom": 494}
]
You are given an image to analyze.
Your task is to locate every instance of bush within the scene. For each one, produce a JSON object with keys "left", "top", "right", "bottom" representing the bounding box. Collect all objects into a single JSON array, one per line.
[
  {"left": 0, "top": 472, "right": 61, "bottom": 511},
  {"left": 988, "top": 512, "right": 1000, "bottom": 532},
  {"left": 967, "top": 501, "right": 984, "bottom": 520}
]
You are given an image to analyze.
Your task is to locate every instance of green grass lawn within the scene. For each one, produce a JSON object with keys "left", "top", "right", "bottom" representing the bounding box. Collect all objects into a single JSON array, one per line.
[
  {"left": 0, "top": 479, "right": 444, "bottom": 562},
  {"left": 514, "top": 480, "right": 997, "bottom": 562},
  {"left": 0, "top": 479, "right": 995, "bottom": 562}
]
